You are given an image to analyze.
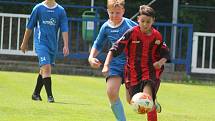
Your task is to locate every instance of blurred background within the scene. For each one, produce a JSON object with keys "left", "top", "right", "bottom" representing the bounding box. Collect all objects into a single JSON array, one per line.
[{"left": 0, "top": 0, "right": 215, "bottom": 82}]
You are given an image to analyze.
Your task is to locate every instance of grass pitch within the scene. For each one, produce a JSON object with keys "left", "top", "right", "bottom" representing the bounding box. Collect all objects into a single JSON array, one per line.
[{"left": 0, "top": 71, "right": 215, "bottom": 121}]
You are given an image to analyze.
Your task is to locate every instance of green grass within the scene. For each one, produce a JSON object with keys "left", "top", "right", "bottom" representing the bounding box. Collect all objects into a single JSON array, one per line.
[{"left": 0, "top": 71, "right": 215, "bottom": 121}]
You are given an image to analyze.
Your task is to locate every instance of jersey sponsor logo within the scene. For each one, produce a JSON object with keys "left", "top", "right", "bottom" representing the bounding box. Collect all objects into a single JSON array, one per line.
[
  {"left": 132, "top": 40, "right": 140, "bottom": 43},
  {"left": 110, "top": 30, "right": 119, "bottom": 33},
  {"left": 155, "top": 40, "right": 161, "bottom": 45},
  {"left": 47, "top": 10, "right": 54, "bottom": 12},
  {"left": 42, "top": 18, "right": 56, "bottom": 26}
]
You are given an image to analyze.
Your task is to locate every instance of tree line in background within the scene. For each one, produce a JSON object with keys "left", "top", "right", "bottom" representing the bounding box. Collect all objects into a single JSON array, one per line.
[{"left": 0, "top": 0, "right": 214, "bottom": 32}]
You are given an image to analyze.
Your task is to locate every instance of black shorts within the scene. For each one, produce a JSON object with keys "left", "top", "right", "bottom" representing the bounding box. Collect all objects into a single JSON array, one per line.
[{"left": 126, "top": 80, "right": 159, "bottom": 102}]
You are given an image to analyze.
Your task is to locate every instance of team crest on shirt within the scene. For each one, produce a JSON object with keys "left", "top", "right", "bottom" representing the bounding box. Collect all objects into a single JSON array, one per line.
[
  {"left": 163, "top": 42, "right": 167, "bottom": 46},
  {"left": 155, "top": 40, "right": 161, "bottom": 45}
]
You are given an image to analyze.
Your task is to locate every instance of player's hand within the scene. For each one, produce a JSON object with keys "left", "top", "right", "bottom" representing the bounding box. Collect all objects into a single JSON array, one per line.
[
  {"left": 63, "top": 46, "right": 69, "bottom": 56},
  {"left": 102, "top": 65, "right": 109, "bottom": 77},
  {"left": 20, "top": 42, "right": 28, "bottom": 53},
  {"left": 88, "top": 58, "right": 102, "bottom": 68},
  {"left": 153, "top": 61, "right": 162, "bottom": 69},
  {"left": 153, "top": 58, "right": 167, "bottom": 69}
]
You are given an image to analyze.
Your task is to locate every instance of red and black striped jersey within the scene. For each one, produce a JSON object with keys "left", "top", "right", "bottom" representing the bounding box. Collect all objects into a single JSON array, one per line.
[{"left": 110, "top": 26, "right": 170, "bottom": 86}]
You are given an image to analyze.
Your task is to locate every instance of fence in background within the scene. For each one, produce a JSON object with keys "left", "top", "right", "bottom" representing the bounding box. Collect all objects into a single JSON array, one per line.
[
  {"left": 154, "top": 22, "right": 193, "bottom": 74},
  {"left": 0, "top": 12, "right": 194, "bottom": 74},
  {"left": 192, "top": 32, "right": 215, "bottom": 74},
  {"left": 0, "top": 1, "right": 194, "bottom": 74}
]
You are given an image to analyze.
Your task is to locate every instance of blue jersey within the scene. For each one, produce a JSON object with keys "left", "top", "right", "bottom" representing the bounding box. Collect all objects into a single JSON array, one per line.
[
  {"left": 92, "top": 18, "right": 137, "bottom": 66},
  {"left": 27, "top": 2, "right": 68, "bottom": 55}
]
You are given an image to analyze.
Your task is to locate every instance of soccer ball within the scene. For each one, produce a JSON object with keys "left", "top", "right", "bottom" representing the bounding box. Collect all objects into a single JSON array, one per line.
[{"left": 130, "top": 92, "right": 154, "bottom": 114}]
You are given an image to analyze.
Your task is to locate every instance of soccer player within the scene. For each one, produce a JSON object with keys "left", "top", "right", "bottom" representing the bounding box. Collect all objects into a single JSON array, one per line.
[
  {"left": 88, "top": 0, "right": 137, "bottom": 120},
  {"left": 20, "top": 0, "right": 69, "bottom": 103},
  {"left": 102, "top": 5, "right": 170, "bottom": 121}
]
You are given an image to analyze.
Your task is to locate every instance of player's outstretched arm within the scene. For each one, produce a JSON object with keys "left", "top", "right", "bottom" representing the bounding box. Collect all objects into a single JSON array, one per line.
[
  {"left": 102, "top": 51, "right": 113, "bottom": 76},
  {"left": 62, "top": 32, "right": 69, "bottom": 56},
  {"left": 20, "top": 29, "right": 32, "bottom": 53},
  {"left": 88, "top": 48, "right": 102, "bottom": 69}
]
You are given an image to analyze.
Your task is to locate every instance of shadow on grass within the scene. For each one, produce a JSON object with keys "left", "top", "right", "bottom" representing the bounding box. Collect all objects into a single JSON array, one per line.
[{"left": 53, "top": 101, "right": 92, "bottom": 105}]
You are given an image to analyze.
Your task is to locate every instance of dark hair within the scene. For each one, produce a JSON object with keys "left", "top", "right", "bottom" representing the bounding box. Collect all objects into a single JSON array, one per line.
[{"left": 139, "top": 5, "right": 155, "bottom": 18}]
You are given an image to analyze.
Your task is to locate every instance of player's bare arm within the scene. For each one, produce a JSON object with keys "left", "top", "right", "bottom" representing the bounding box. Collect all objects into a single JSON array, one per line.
[
  {"left": 88, "top": 48, "right": 101, "bottom": 68},
  {"left": 153, "top": 58, "right": 167, "bottom": 69},
  {"left": 102, "top": 51, "right": 113, "bottom": 76},
  {"left": 62, "top": 32, "right": 69, "bottom": 56},
  {"left": 20, "top": 28, "right": 32, "bottom": 53}
]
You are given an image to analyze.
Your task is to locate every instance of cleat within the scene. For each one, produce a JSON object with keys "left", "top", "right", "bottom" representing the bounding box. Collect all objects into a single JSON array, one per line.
[
  {"left": 155, "top": 101, "right": 162, "bottom": 113},
  {"left": 32, "top": 94, "right": 42, "bottom": 101},
  {"left": 48, "top": 96, "right": 55, "bottom": 103}
]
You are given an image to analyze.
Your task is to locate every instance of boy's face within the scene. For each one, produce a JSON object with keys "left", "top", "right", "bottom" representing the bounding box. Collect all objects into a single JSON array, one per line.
[
  {"left": 137, "top": 15, "right": 154, "bottom": 33},
  {"left": 107, "top": 6, "right": 125, "bottom": 24}
]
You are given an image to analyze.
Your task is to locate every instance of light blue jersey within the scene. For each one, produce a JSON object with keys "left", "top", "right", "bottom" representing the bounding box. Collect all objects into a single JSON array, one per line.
[
  {"left": 92, "top": 18, "right": 137, "bottom": 77},
  {"left": 27, "top": 2, "right": 68, "bottom": 55}
]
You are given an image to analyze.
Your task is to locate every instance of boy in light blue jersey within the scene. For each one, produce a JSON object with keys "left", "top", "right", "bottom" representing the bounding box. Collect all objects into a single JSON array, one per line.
[
  {"left": 20, "top": 0, "right": 69, "bottom": 103},
  {"left": 88, "top": 0, "right": 137, "bottom": 120}
]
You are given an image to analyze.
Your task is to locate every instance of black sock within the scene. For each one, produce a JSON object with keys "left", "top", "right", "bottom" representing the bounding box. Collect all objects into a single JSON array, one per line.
[
  {"left": 43, "top": 77, "right": 53, "bottom": 97},
  {"left": 33, "top": 74, "right": 43, "bottom": 95}
]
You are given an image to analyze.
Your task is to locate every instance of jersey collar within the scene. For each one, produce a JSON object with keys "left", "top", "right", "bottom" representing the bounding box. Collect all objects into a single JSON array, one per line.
[
  {"left": 42, "top": 1, "right": 58, "bottom": 9},
  {"left": 107, "top": 17, "right": 125, "bottom": 28}
]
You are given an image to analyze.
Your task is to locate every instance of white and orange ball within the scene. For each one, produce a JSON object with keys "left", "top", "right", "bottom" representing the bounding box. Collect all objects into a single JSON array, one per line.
[{"left": 130, "top": 92, "right": 154, "bottom": 114}]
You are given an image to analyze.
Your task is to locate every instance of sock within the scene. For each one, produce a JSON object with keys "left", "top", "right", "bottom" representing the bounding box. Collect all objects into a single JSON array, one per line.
[
  {"left": 147, "top": 106, "right": 157, "bottom": 121},
  {"left": 33, "top": 74, "right": 43, "bottom": 95},
  {"left": 43, "top": 77, "right": 53, "bottom": 97},
  {"left": 111, "top": 98, "right": 126, "bottom": 121}
]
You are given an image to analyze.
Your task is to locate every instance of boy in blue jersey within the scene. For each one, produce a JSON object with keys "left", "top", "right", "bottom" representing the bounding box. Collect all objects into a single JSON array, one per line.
[
  {"left": 88, "top": 0, "right": 137, "bottom": 120},
  {"left": 20, "top": 0, "right": 69, "bottom": 103}
]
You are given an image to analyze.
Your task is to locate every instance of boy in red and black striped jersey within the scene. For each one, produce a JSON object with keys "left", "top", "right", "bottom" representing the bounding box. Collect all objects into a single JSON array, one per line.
[{"left": 102, "top": 5, "right": 170, "bottom": 121}]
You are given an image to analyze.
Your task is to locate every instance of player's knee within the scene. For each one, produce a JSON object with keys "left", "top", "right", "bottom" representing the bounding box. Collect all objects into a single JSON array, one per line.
[
  {"left": 41, "top": 64, "right": 51, "bottom": 77},
  {"left": 107, "top": 88, "right": 119, "bottom": 101}
]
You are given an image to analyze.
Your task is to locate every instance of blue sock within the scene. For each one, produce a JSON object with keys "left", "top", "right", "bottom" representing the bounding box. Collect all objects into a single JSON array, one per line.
[{"left": 111, "top": 98, "right": 126, "bottom": 121}]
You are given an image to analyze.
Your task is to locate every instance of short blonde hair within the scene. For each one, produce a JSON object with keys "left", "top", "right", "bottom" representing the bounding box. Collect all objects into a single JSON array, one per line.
[{"left": 107, "top": 0, "right": 125, "bottom": 8}]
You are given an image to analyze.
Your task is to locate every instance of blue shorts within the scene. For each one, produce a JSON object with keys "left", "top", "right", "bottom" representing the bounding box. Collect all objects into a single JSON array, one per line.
[
  {"left": 106, "top": 64, "right": 125, "bottom": 84},
  {"left": 36, "top": 46, "right": 55, "bottom": 67}
]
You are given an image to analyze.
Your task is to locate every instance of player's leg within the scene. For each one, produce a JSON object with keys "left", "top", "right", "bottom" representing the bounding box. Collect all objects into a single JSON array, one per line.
[
  {"left": 40, "top": 64, "right": 54, "bottom": 102},
  {"left": 147, "top": 107, "right": 157, "bottom": 121},
  {"left": 32, "top": 70, "right": 43, "bottom": 101},
  {"left": 143, "top": 81, "right": 157, "bottom": 121},
  {"left": 154, "top": 79, "right": 161, "bottom": 113},
  {"left": 125, "top": 88, "right": 131, "bottom": 104},
  {"left": 38, "top": 52, "right": 55, "bottom": 103},
  {"left": 142, "top": 82, "right": 153, "bottom": 98},
  {"left": 107, "top": 76, "right": 126, "bottom": 121},
  {"left": 155, "top": 99, "right": 161, "bottom": 113}
]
